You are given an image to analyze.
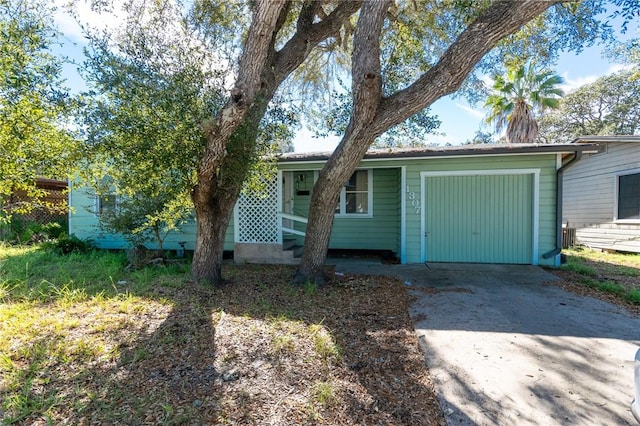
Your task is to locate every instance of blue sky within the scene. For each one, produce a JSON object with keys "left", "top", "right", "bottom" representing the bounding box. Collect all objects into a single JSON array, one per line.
[
  {"left": 287, "top": 43, "right": 633, "bottom": 152},
  {"left": 53, "top": 3, "right": 637, "bottom": 153}
]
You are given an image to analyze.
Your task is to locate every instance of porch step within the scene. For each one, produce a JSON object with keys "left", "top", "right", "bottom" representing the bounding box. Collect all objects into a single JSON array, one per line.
[
  {"left": 282, "top": 238, "right": 303, "bottom": 258},
  {"left": 235, "top": 243, "right": 300, "bottom": 265},
  {"left": 283, "top": 239, "right": 304, "bottom": 258},
  {"left": 283, "top": 238, "right": 297, "bottom": 251},
  {"left": 293, "top": 245, "right": 304, "bottom": 258}
]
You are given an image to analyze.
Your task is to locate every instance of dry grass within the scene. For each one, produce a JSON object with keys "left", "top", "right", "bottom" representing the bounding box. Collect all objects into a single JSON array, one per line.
[
  {"left": 549, "top": 246, "right": 640, "bottom": 316},
  {"left": 0, "top": 245, "right": 444, "bottom": 425}
]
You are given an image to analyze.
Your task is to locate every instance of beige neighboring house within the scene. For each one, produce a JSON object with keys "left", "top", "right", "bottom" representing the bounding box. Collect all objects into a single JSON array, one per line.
[{"left": 563, "top": 136, "right": 640, "bottom": 253}]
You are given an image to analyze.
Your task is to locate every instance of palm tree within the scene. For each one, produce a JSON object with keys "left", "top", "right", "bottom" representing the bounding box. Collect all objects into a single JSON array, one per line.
[{"left": 485, "top": 64, "right": 564, "bottom": 143}]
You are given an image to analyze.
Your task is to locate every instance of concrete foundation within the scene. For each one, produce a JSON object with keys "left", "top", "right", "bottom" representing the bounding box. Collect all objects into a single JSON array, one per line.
[{"left": 234, "top": 243, "right": 300, "bottom": 265}]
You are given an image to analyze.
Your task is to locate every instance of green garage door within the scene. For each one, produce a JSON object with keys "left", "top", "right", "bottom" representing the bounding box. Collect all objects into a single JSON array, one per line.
[{"left": 424, "top": 173, "right": 533, "bottom": 264}]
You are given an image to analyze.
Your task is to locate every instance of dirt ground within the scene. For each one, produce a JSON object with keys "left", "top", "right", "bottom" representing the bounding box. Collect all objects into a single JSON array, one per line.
[{"left": 2, "top": 264, "right": 446, "bottom": 425}]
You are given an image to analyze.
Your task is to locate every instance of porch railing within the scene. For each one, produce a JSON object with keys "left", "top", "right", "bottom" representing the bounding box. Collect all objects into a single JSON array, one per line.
[{"left": 279, "top": 212, "right": 307, "bottom": 237}]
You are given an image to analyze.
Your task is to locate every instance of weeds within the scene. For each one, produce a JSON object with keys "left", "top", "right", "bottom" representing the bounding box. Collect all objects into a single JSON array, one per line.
[
  {"left": 303, "top": 280, "right": 317, "bottom": 296},
  {"left": 311, "top": 380, "right": 337, "bottom": 405},
  {"left": 0, "top": 244, "right": 439, "bottom": 425},
  {"left": 309, "top": 323, "right": 341, "bottom": 362},
  {"left": 562, "top": 258, "right": 597, "bottom": 276},
  {"left": 561, "top": 248, "right": 640, "bottom": 305}
]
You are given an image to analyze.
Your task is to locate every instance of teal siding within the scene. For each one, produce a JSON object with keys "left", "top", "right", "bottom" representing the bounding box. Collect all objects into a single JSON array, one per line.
[
  {"left": 330, "top": 168, "right": 399, "bottom": 250},
  {"left": 68, "top": 182, "right": 234, "bottom": 251},
  {"left": 68, "top": 152, "right": 559, "bottom": 266},
  {"left": 281, "top": 168, "right": 400, "bottom": 251},
  {"left": 425, "top": 174, "right": 533, "bottom": 263},
  {"left": 400, "top": 154, "right": 558, "bottom": 266}
]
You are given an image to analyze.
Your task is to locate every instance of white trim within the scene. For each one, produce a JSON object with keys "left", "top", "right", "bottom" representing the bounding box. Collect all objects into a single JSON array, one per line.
[
  {"left": 420, "top": 173, "right": 426, "bottom": 262},
  {"left": 280, "top": 212, "right": 308, "bottom": 223},
  {"left": 400, "top": 166, "right": 407, "bottom": 264},
  {"left": 277, "top": 170, "right": 283, "bottom": 244},
  {"left": 420, "top": 168, "right": 540, "bottom": 177},
  {"left": 420, "top": 169, "right": 540, "bottom": 265},
  {"left": 280, "top": 165, "right": 405, "bottom": 170},
  {"left": 233, "top": 199, "right": 239, "bottom": 243},
  {"left": 614, "top": 168, "right": 640, "bottom": 223},
  {"left": 334, "top": 168, "right": 374, "bottom": 218},
  {"left": 278, "top": 150, "right": 597, "bottom": 166},
  {"left": 67, "top": 179, "right": 73, "bottom": 226}
]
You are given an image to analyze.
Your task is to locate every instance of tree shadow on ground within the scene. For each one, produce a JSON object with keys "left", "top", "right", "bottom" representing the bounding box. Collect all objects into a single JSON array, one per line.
[
  {"left": 4, "top": 263, "right": 444, "bottom": 425},
  {"left": 406, "top": 265, "right": 640, "bottom": 426}
]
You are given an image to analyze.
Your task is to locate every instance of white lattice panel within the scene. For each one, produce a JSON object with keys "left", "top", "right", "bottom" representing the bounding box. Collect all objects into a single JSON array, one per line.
[{"left": 236, "top": 174, "right": 279, "bottom": 243}]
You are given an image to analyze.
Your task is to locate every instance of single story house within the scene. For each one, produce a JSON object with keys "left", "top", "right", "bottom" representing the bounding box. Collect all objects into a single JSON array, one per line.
[
  {"left": 563, "top": 135, "right": 640, "bottom": 253},
  {"left": 69, "top": 142, "right": 600, "bottom": 266}
]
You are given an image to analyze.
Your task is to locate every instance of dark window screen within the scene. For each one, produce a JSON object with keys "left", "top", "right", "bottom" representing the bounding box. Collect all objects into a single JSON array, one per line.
[{"left": 618, "top": 173, "right": 640, "bottom": 220}]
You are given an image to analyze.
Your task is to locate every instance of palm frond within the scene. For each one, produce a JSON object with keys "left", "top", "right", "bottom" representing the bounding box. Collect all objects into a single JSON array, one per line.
[{"left": 485, "top": 62, "right": 563, "bottom": 140}]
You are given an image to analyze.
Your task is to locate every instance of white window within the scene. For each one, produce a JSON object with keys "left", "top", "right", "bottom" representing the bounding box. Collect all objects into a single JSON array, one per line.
[
  {"left": 335, "top": 169, "right": 372, "bottom": 217},
  {"left": 95, "top": 194, "right": 117, "bottom": 216},
  {"left": 617, "top": 172, "right": 640, "bottom": 221}
]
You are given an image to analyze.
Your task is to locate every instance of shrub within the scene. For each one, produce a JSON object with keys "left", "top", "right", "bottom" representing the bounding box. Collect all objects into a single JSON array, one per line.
[
  {"left": 47, "top": 234, "right": 96, "bottom": 254},
  {"left": 3, "top": 219, "right": 68, "bottom": 244}
]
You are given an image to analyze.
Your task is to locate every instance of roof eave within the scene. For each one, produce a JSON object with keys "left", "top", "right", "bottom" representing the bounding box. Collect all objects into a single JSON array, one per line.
[
  {"left": 278, "top": 143, "right": 601, "bottom": 163},
  {"left": 571, "top": 135, "right": 640, "bottom": 144}
]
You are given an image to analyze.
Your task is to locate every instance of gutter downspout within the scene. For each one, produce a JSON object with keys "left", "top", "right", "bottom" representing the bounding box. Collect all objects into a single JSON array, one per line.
[{"left": 542, "top": 151, "right": 583, "bottom": 263}]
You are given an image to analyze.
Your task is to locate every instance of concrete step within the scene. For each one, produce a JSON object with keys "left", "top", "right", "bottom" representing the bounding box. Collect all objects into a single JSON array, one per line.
[
  {"left": 282, "top": 238, "right": 297, "bottom": 250},
  {"left": 293, "top": 245, "right": 304, "bottom": 258}
]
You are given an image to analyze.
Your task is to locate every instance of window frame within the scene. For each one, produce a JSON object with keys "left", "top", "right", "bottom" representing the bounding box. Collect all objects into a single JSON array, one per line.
[
  {"left": 334, "top": 169, "right": 373, "bottom": 218},
  {"left": 614, "top": 169, "right": 640, "bottom": 223},
  {"left": 94, "top": 193, "right": 118, "bottom": 216}
]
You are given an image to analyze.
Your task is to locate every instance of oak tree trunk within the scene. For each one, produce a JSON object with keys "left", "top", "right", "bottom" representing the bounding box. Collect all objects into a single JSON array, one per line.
[
  {"left": 292, "top": 131, "right": 376, "bottom": 286},
  {"left": 295, "top": 0, "right": 556, "bottom": 284},
  {"left": 191, "top": 187, "right": 236, "bottom": 285},
  {"left": 294, "top": 0, "right": 387, "bottom": 285},
  {"left": 190, "top": 1, "right": 361, "bottom": 285}
]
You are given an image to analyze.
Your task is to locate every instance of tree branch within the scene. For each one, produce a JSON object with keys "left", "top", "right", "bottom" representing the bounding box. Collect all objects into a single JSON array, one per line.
[
  {"left": 198, "top": 0, "right": 287, "bottom": 183},
  {"left": 371, "top": 0, "right": 558, "bottom": 136},
  {"left": 274, "top": 0, "right": 362, "bottom": 83},
  {"left": 349, "top": 0, "right": 389, "bottom": 128},
  {"left": 234, "top": 0, "right": 288, "bottom": 106},
  {"left": 297, "top": 0, "right": 322, "bottom": 32}
]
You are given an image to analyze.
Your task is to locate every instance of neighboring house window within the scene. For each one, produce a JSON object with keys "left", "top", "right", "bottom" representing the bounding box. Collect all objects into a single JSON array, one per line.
[
  {"left": 335, "top": 169, "right": 372, "bottom": 216},
  {"left": 95, "top": 194, "right": 117, "bottom": 215},
  {"left": 617, "top": 172, "right": 640, "bottom": 220}
]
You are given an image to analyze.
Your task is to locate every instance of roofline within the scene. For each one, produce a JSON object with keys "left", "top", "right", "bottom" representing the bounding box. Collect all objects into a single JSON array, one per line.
[
  {"left": 572, "top": 135, "right": 640, "bottom": 144},
  {"left": 36, "top": 178, "right": 68, "bottom": 190},
  {"left": 278, "top": 143, "right": 600, "bottom": 163}
]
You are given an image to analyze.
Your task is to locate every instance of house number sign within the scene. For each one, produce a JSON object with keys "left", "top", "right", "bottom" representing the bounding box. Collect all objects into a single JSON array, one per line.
[{"left": 406, "top": 186, "right": 420, "bottom": 214}]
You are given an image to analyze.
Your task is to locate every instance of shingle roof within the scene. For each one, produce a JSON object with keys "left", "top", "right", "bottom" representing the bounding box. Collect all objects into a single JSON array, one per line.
[
  {"left": 572, "top": 135, "right": 640, "bottom": 144},
  {"left": 278, "top": 142, "right": 601, "bottom": 162}
]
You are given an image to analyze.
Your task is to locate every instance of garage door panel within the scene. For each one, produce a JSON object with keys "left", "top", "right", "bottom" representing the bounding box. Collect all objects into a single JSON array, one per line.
[{"left": 425, "top": 174, "right": 533, "bottom": 264}]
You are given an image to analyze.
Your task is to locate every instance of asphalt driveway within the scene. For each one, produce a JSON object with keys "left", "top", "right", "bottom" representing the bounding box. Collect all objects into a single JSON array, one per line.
[{"left": 332, "top": 260, "right": 640, "bottom": 426}]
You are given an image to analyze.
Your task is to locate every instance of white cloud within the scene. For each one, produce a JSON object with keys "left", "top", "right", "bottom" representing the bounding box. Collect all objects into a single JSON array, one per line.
[
  {"left": 293, "top": 128, "right": 340, "bottom": 153},
  {"left": 560, "top": 72, "right": 598, "bottom": 93},
  {"left": 561, "top": 63, "right": 634, "bottom": 93},
  {"left": 479, "top": 74, "right": 494, "bottom": 88},
  {"left": 54, "top": 1, "right": 128, "bottom": 43},
  {"left": 605, "top": 63, "right": 634, "bottom": 74},
  {"left": 455, "top": 103, "right": 485, "bottom": 119}
]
